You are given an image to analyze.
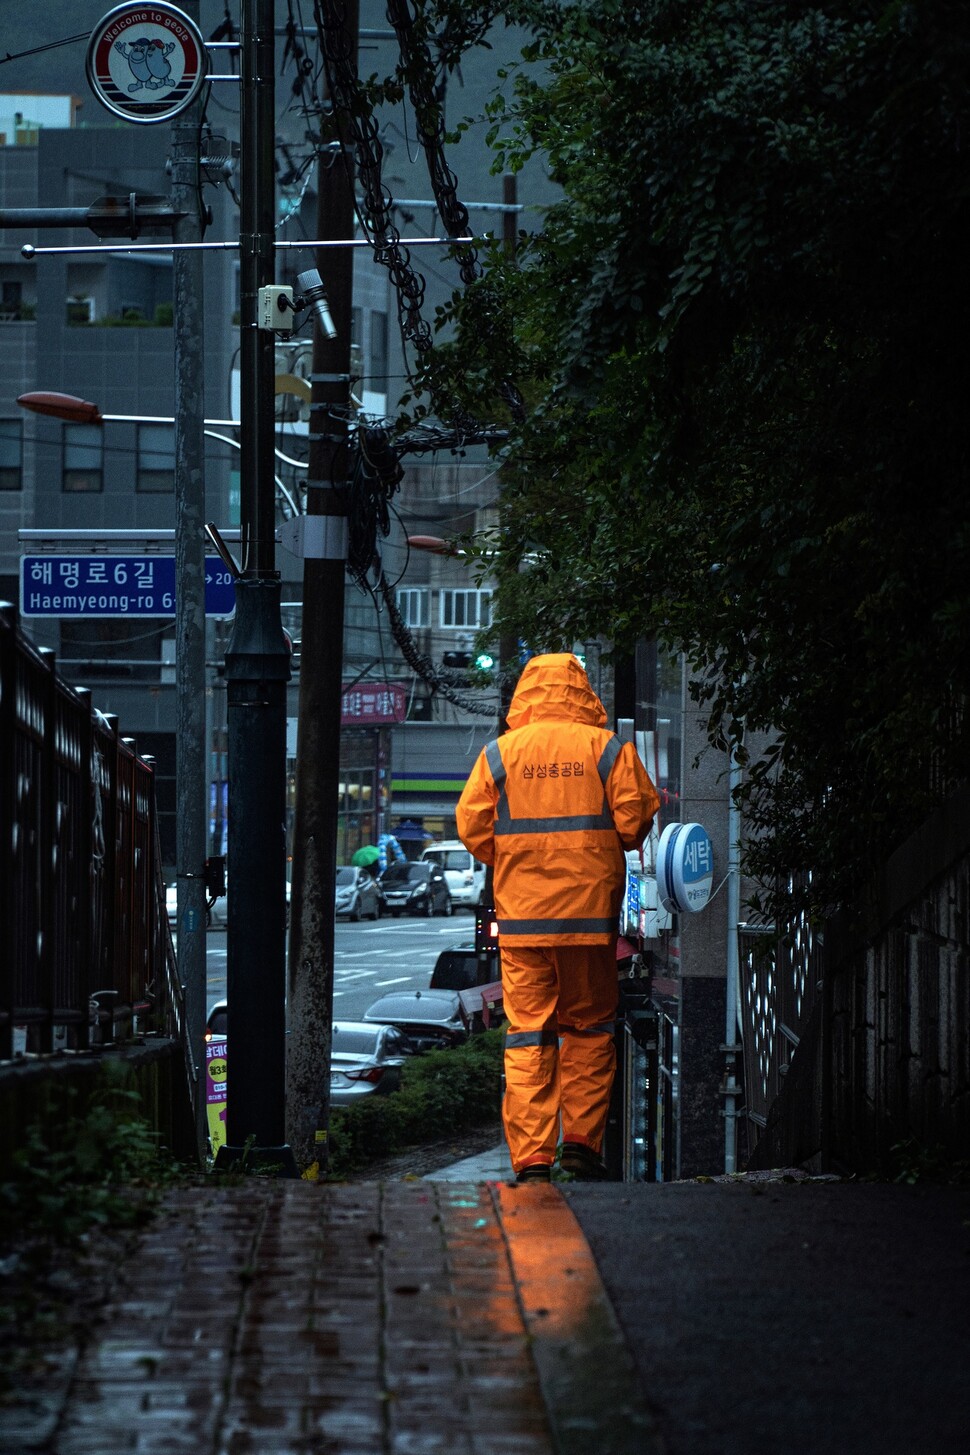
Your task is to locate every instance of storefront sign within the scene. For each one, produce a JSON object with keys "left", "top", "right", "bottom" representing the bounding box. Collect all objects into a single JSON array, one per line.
[
  {"left": 341, "top": 683, "right": 406, "bottom": 724},
  {"left": 657, "top": 822, "right": 714, "bottom": 914}
]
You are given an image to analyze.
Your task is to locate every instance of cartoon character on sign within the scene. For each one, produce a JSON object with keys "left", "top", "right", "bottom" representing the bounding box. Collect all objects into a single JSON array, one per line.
[{"left": 114, "top": 37, "right": 176, "bottom": 92}]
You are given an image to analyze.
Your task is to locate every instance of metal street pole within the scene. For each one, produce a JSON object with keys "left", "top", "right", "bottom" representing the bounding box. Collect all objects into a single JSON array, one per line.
[
  {"left": 285, "top": 0, "right": 359, "bottom": 1173},
  {"left": 219, "top": 0, "right": 293, "bottom": 1169},
  {"left": 170, "top": 0, "right": 208, "bottom": 1163}
]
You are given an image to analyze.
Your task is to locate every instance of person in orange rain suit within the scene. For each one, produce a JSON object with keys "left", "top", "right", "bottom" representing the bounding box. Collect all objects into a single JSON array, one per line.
[{"left": 456, "top": 653, "right": 659, "bottom": 1183}]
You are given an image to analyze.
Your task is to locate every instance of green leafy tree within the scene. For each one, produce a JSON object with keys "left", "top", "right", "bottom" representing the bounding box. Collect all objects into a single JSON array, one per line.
[{"left": 406, "top": 0, "right": 970, "bottom": 917}]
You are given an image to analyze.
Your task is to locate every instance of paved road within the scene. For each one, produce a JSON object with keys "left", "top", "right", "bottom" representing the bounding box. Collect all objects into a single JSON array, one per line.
[{"left": 204, "top": 911, "right": 478, "bottom": 1021}]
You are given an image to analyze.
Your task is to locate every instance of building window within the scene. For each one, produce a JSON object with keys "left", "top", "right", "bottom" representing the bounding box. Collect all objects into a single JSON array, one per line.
[
  {"left": 440, "top": 588, "right": 491, "bottom": 630},
  {"left": 62, "top": 424, "right": 102, "bottom": 493},
  {"left": 137, "top": 424, "right": 175, "bottom": 492},
  {"left": 397, "top": 587, "right": 429, "bottom": 629},
  {"left": 0, "top": 419, "right": 22, "bottom": 491},
  {"left": 1, "top": 281, "right": 24, "bottom": 320},
  {"left": 369, "top": 309, "right": 388, "bottom": 383}
]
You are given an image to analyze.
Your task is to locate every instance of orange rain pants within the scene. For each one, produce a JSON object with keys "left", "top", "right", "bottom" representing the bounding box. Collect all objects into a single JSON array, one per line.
[{"left": 500, "top": 941, "right": 618, "bottom": 1174}]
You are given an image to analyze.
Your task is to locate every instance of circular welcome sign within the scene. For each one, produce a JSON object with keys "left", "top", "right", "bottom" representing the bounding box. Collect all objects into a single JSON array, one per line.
[
  {"left": 86, "top": 4, "right": 209, "bottom": 124},
  {"left": 657, "top": 822, "right": 715, "bottom": 915}
]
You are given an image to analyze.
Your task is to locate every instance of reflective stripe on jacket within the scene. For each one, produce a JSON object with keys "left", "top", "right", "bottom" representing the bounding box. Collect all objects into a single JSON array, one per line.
[{"left": 456, "top": 653, "right": 660, "bottom": 946}]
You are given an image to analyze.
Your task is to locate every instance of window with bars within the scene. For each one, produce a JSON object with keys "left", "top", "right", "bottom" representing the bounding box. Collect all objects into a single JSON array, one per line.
[
  {"left": 62, "top": 424, "right": 102, "bottom": 493},
  {"left": 440, "top": 588, "right": 491, "bottom": 630},
  {"left": 397, "top": 587, "right": 429, "bottom": 628}
]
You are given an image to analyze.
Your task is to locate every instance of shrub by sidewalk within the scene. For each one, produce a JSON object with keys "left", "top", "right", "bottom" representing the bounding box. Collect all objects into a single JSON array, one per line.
[
  {"left": 0, "top": 1062, "right": 185, "bottom": 1404},
  {"left": 327, "top": 1028, "right": 503, "bottom": 1178}
]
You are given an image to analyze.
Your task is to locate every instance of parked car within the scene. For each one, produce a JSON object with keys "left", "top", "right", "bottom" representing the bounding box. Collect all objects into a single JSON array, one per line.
[
  {"left": 379, "top": 861, "right": 452, "bottom": 917},
  {"left": 330, "top": 1021, "right": 417, "bottom": 1104},
  {"left": 420, "top": 842, "right": 487, "bottom": 909},
  {"left": 335, "top": 865, "right": 384, "bottom": 921},
  {"left": 363, "top": 988, "right": 467, "bottom": 1052},
  {"left": 430, "top": 943, "right": 481, "bottom": 991},
  {"left": 203, "top": 1004, "right": 416, "bottom": 1105},
  {"left": 205, "top": 999, "right": 228, "bottom": 1041},
  {"left": 166, "top": 880, "right": 290, "bottom": 930}
]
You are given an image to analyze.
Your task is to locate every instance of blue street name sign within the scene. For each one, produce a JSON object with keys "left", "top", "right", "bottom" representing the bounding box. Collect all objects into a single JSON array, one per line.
[{"left": 19, "top": 555, "right": 235, "bottom": 618}]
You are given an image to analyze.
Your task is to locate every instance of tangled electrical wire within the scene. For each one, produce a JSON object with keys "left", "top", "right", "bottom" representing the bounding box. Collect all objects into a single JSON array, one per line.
[
  {"left": 313, "top": 0, "right": 434, "bottom": 361},
  {"left": 343, "top": 425, "right": 499, "bottom": 718},
  {"left": 345, "top": 425, "right": 404, "bottom": 589},
  {"left": 377, "top": 572, "right": 498, "bottom": 718},
  {"left": 385, "top": 0, "right": 524, "bottom": 425},
  {"left": 300, "top": 2, "right": 519, "bottom": 716},
  {"left": 312, "top": 0, "right": 522, "bottom": 429}
]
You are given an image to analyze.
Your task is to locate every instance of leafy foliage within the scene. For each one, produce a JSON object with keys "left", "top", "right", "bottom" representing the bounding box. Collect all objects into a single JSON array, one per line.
[
  {"left": 0, "top": 1064, "right": 184, "bottom": 1395},
  {"left": 890, "top": 1137, "right": 970, "bottom": 1186},
  {"left": 0, "top": 1064, "right": 179, "bottom": 1253},
  {"left": 408, "top": 0, "right": 970, "bottom": 916}
]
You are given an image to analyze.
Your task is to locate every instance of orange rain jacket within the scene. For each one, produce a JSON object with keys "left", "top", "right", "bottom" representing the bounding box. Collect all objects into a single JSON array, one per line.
[{"left": 456, "top": 654, "right": 660, "bottom": 946}]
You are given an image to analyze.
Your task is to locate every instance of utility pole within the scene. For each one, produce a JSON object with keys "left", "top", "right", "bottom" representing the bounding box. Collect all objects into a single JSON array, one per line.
[
  {"left": 286, "top": 0, "right": 359, "bottom": 1172},
  {"left": 220, "top": 0, "right": 293, "bottom": 1168},
  {"left": 170, "top": 0, "right": 208, "bottom": 1163}
]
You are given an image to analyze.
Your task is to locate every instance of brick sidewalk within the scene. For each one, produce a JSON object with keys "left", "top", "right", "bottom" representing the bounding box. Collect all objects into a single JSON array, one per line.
[{"left": 3, "top": 1180, "right": 660, "bottom": 1455}]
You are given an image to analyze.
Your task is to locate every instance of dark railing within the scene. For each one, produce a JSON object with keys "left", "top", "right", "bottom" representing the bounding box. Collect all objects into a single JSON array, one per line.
[
  {"left": 739, "top": 901, "right": 819, "bottom": 1146},
  {"left": 0, "top": 606, "right": 194, "bottom": 1122},
  {"left": 743, "top": 787, "right": 970, "bottom": 1174}
]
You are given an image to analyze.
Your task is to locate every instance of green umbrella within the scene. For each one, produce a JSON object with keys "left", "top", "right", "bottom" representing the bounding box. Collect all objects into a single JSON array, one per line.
[{"left": 351, "top": 845, "right": 381, "bottom": 867}]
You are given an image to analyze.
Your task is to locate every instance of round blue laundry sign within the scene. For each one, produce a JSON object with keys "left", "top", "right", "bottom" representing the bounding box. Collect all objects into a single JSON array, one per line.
[{"left": 656, "top": 822, "right": 714, "bottom": 914}]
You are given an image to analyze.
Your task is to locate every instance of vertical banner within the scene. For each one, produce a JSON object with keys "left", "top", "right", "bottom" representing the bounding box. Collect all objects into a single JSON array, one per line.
[{"left": 205, "top": 1038, "right": 228, "bottom": 1155}]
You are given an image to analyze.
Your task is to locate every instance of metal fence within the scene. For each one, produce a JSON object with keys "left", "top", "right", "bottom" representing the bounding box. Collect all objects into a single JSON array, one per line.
[
  {"left": 0, "top": 607, "right": 192, "bottom": 1114},
  {"left": 739, "top": 903, "right": 819, "bottom": 1149},
  {"left": 741, "top": 786, "right": 970, "bottom": 1174}
]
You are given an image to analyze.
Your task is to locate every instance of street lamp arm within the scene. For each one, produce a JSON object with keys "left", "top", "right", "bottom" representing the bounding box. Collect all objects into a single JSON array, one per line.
[
  {"left": 18, "top": 391, "right": 241, "bottom": 428},
  {"left": 406, "top": 534, "right": 462, "bottom": 556},
  {"left": 17, "top": 391, "right": 102, "bottom": 423},
  {"left": 18, "top": 393, "right": 303, "bottom": 516}
]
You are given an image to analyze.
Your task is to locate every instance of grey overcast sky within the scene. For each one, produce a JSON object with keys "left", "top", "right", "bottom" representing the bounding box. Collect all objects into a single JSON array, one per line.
[{"left": 1, "top": 2, "right": 233, "bottom": 106}]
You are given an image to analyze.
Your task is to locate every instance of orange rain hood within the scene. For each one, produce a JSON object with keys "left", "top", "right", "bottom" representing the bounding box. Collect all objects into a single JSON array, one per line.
[{"left": 505, "top": 653, "right": 608, "bottom": 731}]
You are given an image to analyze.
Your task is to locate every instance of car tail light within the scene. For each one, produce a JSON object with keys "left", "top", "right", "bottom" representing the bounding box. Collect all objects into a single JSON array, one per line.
[{"left": 343, "top": 1066, "right": 384, "bottom": 1083}]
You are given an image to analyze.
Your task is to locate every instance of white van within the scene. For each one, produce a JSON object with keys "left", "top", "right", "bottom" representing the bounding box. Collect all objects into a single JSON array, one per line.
[{"left": 421, "top": 841, "right": 487, "bottom": 910}]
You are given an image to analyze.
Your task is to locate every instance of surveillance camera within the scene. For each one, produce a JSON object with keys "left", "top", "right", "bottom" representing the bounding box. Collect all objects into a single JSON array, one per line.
[{"left": 295, "top": 267, "right": 337, "bottom": 340}]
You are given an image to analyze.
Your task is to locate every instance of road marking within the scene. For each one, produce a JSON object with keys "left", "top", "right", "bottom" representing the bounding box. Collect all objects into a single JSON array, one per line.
[
  {"left": 374, "top": 976, "right": 413, "bottom": 986},
  {"left": 367, "top": 951, "right": 430, "bottom": 962},
  {"left": 356, "top": 923, "right": 418, "bottom": 933}
]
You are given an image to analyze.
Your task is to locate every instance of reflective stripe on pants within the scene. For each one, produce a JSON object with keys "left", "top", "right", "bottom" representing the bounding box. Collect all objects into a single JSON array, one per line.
[{"left": 500, "top": 942, "right": 618, "bottom": 1173}]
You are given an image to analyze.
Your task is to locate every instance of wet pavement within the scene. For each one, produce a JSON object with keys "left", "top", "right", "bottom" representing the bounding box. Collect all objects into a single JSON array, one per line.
[{"left": 2, "top": 1155, "right": 968, "bottom": 1454}]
